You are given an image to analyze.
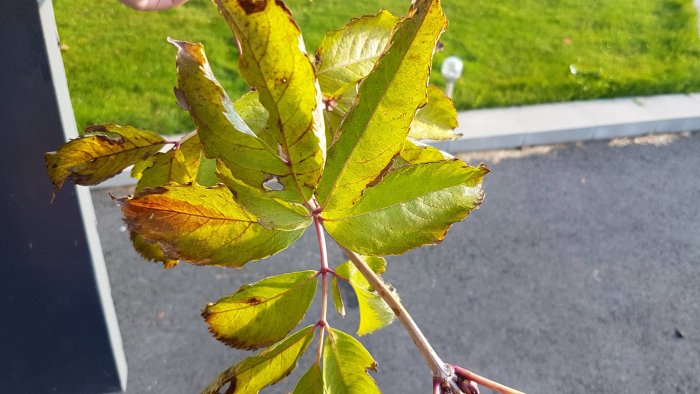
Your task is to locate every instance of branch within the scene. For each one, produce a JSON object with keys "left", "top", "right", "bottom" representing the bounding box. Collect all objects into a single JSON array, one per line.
[
  {"left": 341, "top": 248, "right": 525, "bottom": 394},
  {"left": 341, "top": 247, "right": 452, "bottom": 381}
]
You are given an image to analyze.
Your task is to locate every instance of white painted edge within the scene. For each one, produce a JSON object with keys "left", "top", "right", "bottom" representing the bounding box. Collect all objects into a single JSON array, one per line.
[{"left": 39, "top": 1, "right": 127, "bottom": 391}]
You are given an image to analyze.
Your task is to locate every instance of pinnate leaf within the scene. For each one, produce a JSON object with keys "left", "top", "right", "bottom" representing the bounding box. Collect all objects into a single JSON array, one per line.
[
  {"left": 118, "top": 184, "right": 307, "bottom": 267},
  {"left": 203, "top": 325, "right": 315, "bottom": 394},
  {"left": 293, "top": 363, "right": 325, "bottom": 394},
  {"left": 202, "top": 271, "right": 317, "bottom": 350},
  {"left": 323, "top": 161, "right": 488, "bottom": 256},
  {"left": 408, "top": 85, "right": 460, "bottom": 141},
  {"left": 335, "top": 257, "right": 395, "bottom": 336},
  {"left": 323, "top": 328, "right": 380, "bottom": 394},
  {"left": 316, "top": 0, "right": 448, "bottom": 212},
  {"left": 214, "top": 0, "right": 326, "bottom": 202},
  {"left": 131, "top": 132, "right": 202, "bottom": 192},
  {"left": 45, "top": 124, "right": 165, "bottom": 194},
  {"left": 169, "top": 39, "right": 295, "bottom": 200}
]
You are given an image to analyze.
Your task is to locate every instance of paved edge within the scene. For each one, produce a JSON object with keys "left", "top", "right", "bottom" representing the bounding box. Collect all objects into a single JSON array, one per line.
[
  {"left": 93, "top": 92, "right": 700, "bottom": 189},
  {"left": 431, "top": 93, "right": 700, "bottom": 152}
]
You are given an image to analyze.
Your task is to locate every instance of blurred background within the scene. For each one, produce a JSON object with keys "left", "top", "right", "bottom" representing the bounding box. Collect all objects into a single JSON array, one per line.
[{"left": 54, "top": 0, "right": 700, "bottom": 133}]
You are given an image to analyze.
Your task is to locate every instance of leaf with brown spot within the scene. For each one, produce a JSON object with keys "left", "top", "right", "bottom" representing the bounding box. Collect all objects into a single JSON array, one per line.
[
  {"left": 202, "top": 325, "right": 315, "bottom": 394},
  {"left": 44, "top": 124, "right": 165, "bottom": 196},
  {"left": 131, "top": 132, "right": 203, "bottom": 192},
  {"left": 118, "top": 184, "right": 307, "bottom": 268},
  {"left": 214, "top": 0, "right": 326, "bottom": 202},
  {"left": 202, "top": 271, "right": 316, "bottom": 350},
  {"left": 130, "top": 232, "right": 178, "bottom": 269}
]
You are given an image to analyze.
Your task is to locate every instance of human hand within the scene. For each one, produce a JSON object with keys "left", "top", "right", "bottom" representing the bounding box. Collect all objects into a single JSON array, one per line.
[{"left": 118, "top": 0, "right": 189, "bottom": 11}]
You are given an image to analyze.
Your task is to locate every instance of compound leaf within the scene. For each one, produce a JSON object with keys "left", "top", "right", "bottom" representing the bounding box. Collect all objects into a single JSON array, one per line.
[
  {"left": 215, "top": 0, "right": 326, "bottom": 202},
  {"left": 118, "top": 184, "right": 306, "bottom": 268},
  {"left": 322, "top": 161, "right": 488, "bottom": 256},
  {"left": 323, "top": 328, "right": 380, "bottom": 394},
  {"left": 131, "top": 132, "right": 202, "bottom": 192},
  {"left": 45, "top": 124, "right": 165, "bottom": 195},
  {"left": 316, "top": 10, "right": 398, "bottom": 99},
  {"left": 203, "top": 325, "right": 315, "bottom": 394},
  {"left": 293, "top": 363, "right": 325, "bottom": 394},
  {"left": 169, "top": 39, "right": 297, "bottom": 201},
  {"left": 203, "top": 271, "right": 317, "bottom": 350},
  {"left": 335, "top": 257, "right": 394, "bottom": 336},
  {"left": 408, "top": 85, "right": 460, "bottom": 141},
  {"left": 316, "top": 0, "right": 447, "bottom": 212}
]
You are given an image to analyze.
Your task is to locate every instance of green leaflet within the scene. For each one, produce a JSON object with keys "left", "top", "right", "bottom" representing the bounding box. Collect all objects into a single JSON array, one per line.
[
  {"left": 118, "top": 184, "right": 307, "bottom": 268},
  {"left": 316, "top": 10, "right": 398, "bottom": 145},
  {"left": 214, "top": 0, "right": 326, "bottom": 202},
  {"left": 408, "top": 85, "right": 461, "bottom": 141},
  {"left": 323, "top": 161, "right": 488, "bottom": 256},
  {"left": 217, "top": 162, "right": 312, "bottom": 231},
  {"left": 169, "top": 39, "right": 297, "bottom": 201},
  {"left": 129, "top": 232, "right": 178, "bottom": 269},
  {"left": 44, "top": 124, "right": 165, "bottom": 195},
  {"left": 131, "top": 133, "right": 202, "bottom": 192},
  {"left": 233, "top": 91, "right": 268, "bottom": 137},
  {"left": 316, "top": 10, "right": 398, "bottom": 99},
  {"left": 323, "top": 328, "right": 380, "bottom": 394},
  {"left": 331, "top": 276, "right": 345, "bottom": 317},
  {"left": 335, "top": 257, "right": 395, "bottom": 336},
  {"left": 202, "top": 271, "right": 316, "bottom": 350},
  {"left": 315, "top": 0, "right": 447, "bottom": 212},
  {"left": 202, "top": 325, "right": 315, "bottom": 394},
  {"left": 293, "top": 363, "right": 325, "bottom": 394},
  {"left": 398, "top": 138, "right": 453, "bottom": 166}
]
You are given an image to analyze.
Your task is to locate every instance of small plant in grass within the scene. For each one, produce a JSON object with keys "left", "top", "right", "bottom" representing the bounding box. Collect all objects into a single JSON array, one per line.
[{"left": 45, "top": 0, "right": 524, "bottom": 393}]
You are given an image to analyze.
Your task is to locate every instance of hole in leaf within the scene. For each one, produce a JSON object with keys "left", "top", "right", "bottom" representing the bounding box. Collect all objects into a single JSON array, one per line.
[{"left": 262, "top": 176, "right": 284, "bottom": 191}]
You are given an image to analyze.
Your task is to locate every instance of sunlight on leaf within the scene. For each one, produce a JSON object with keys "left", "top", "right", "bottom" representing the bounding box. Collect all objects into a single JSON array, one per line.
[
  {"left": 292, "top": 363, "right": 325, "bottom": 394},
  {"left": 202, "top": 325, "right": 315, "bottom": 394},
  {"left": 409, "top": 85, "right": 461, "bottom": 141},
  {"left": 323, "top": 328, "right": 380, "bottom": 394},
  {"left": 203, "top": 271, "right": 317, "bottom": 350}
]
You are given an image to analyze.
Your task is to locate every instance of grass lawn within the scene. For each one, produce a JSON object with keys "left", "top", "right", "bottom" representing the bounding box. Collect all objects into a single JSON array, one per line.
[{"left": 55, "top": 0, "right": 700, "bottom": 134}]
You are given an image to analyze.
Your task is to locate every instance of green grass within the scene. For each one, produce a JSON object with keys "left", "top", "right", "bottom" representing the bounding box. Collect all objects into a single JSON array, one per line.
[{"left": 55, "top": 0, "right": 700, "bottom": 134}]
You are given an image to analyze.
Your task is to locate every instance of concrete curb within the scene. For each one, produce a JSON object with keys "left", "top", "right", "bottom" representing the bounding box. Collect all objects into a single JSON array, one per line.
[
  {"left": 93, "top": 92, "right": 700, "bottom": 189},
  {"left": 431, "top": 93, "right": 700, "bottom": 152}
]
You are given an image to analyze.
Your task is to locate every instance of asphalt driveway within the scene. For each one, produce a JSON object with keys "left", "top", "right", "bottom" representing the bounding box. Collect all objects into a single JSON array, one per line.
[{"left": 93, "top": 132, "right": 700, "bottom": 393}]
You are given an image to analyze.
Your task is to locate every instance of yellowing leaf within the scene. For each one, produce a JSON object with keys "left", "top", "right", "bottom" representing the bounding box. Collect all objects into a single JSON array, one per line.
[
  {"left": 335, "top": 257, "right": 395, "bottom": 336},
  {"left": 118, "top": 184, "right": 307, "bottom": 268},
  {"left": 217, "top": 162, "right": 312, "bottom": 231},
  {"left": 331, "top": 276, "right": 345, "bottom": 317},
  {"left": 233, "top": 91, "right": 268, "bottom": 137},
  {"left": 203, "top": 326, "right": 315, "bottom": 394},
  {"left": 45, "top": 124, "right": 165, "bottom": 194},
  {"left": 130, "top": 232, "right": 178, "bottom": 269},
  {"left": 399, "top": 139, "right": 453, "bottom": 165},
  {"left": 169, "top": 39, "right": 295, "bottom": 201},
  {"left": 293, "top": 363, "right": 325, "bottom": 394},
  {"left": 323, "top": 328, "right": 380, "bottom": 394},
  {"left": 316, "top": 10, "right": 398, "bottom": 98},
  {"left": 203, "top": 271, "right": 316, "bottom": 350},
  {"left": 214, "top": 0, "right": 326, "bottom": 202},
  {"left": 131, "top": 132, "right": 202, "bottom": 192},
  {"left": 408, "top": 85, "right": 460, "bottom": 141},
  {"left": 316, "top": 0, "right": 448, "bottom": 212},
  {"left": 323, "top": 161, "right": 488, "bottom": 256}
]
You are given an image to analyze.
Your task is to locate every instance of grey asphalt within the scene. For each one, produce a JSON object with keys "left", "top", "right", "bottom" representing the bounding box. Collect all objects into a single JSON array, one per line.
[{"left": 93, "top": 132, "right": 700, "bottom": 394}]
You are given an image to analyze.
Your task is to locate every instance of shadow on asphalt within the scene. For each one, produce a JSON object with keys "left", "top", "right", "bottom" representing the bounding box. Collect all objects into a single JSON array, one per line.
[{"left": 93, "top": 132, "right": 700, "bottom": 393}]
